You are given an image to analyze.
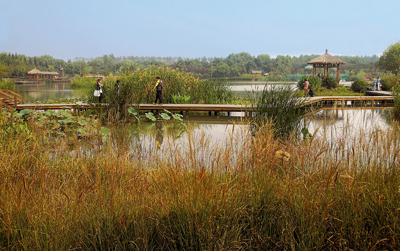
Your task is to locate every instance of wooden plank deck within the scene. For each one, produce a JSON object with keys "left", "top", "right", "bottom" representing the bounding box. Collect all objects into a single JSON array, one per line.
[{"left": 14, "top": 96, "right": 394, "bottom": 113}]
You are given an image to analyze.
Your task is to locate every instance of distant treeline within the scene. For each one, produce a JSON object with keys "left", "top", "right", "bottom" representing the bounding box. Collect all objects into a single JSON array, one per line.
[{"left": 0, "top": 52, "right": 380, "bottom": 80}]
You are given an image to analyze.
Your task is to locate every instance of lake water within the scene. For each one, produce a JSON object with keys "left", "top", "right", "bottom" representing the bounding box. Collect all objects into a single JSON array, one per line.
[{"left": 16, "top": 83, "right": 83, "bottom": 103}]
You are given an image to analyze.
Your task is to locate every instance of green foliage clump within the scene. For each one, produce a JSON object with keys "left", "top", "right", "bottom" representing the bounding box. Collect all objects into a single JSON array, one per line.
[
  {"left": 315, "top": 85, "right": 356, "bottom": 96},
  {"left": 297, "top": 75, "right": 322, "bottom": 90},
  {"left": 0, "top": 108, "right": 106, "bottom": 141},
  {"left": 351, "top": 79, "right": 368, "bottom": 93},
  {"left": 252, "top": 84, "right": 310, "bottom": 139},
  {"left": 321, "top": 75, "right": 338, "bottom": 89},
  {"left": 393, "top": 85, "right": 400, "bottom": 118},
  {"left": 87, "top": 67, "right": 232, "bottom": 118},
  {"left": 378, "top": 42, "right": 400, "bottom": 75},
  {"left": 171, "top": 94, "right": 191, "bottom": 104},
  {"left": 70, "top": 77, "right": 97, "bottom": 88},
  {"left": 381, "top": 75, "right": 400, "bottom": 91},
  {"left": 0, "top": 79, "right": 16, "bottom": 91}
]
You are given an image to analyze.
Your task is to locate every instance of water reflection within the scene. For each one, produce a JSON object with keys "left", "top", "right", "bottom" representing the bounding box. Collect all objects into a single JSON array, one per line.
[
  {"left": 16, "top": 83, "right": 85, "bottom": 103},
  {"left": 305, "top": 108, "right": 393, "bottom": 141}
]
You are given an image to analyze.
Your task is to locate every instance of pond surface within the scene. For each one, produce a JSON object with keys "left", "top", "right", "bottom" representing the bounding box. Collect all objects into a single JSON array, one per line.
[
  {"left": 109, "top": 108, "right": 393, "bottom": 155},
  {"left": 16, "top": 83, "right": 84, "bottom": 103}
]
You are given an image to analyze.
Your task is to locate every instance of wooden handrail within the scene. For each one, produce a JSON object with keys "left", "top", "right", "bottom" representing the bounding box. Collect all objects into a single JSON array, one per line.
[
  {"left": 0, "top": 95, "right": 13, "bottom": 103},
  {"left": 0, "top": 89, "right": 23, "bottom": 98},
  {"left": 0, "top": 89, "right": 24, "bottom": 107},
  {"left": 0, "top": 92, "right": 23, "bottom": 104}
]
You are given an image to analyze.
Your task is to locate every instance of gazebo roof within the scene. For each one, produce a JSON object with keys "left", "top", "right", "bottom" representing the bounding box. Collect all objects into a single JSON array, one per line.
[
  {"left": 27, "top": 68, "right": 59, "bottom": 75},
  {"left": 27, "top": 68, "right": 42, "bottom": 74},
  {"left": 307, "top": 50, "right": 346, "bottom": 65}
]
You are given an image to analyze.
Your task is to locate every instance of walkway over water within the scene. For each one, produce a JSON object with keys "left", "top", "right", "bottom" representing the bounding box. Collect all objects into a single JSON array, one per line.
[{"left": 12, "top": 96, "right": 395, "bottom": 115}]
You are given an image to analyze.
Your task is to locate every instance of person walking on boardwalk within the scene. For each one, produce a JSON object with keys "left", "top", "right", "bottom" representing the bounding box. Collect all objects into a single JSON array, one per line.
[
  {"left": 303, "top": 79, "right": 309, "bottom": 97},
  {"left": 96, "top": 78, "right": 103, "bottom": 103},
  {"left": 377, "top": 77, "right": 381, "bottom": 91},
  {"left": 153, "top": 76, "right": 163, "bottom": 104},
  {"left": 372, "top": 76, "right": 377, "bottom": 91}
]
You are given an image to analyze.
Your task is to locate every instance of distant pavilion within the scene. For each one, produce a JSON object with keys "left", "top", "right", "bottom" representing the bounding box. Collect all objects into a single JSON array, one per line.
[
  {"left": 307, "top": 50, "right": 346, "bottom": 83},
  {"left": 26, "top": 68, "right": 59, "bottom": 81}
]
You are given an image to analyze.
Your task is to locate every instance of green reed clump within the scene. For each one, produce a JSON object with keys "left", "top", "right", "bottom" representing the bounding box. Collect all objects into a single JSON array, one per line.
[
  {"left": 252, "top": 84, "right": 310, "bottom": 139},
  {"left": 393, "top": 85, "right": 400, "bottom": 118},
  {"left": 0, "top": 79, "right": 16, "bottom": 91},
  {"left": 70, "top": 76, "right": 96, "bottom": 88},
  {"left": 87, "top": 67, "right": 232, "bottom": 120},
  {"left": 1, "top": 108, "right": 400, "bottom": 250}
]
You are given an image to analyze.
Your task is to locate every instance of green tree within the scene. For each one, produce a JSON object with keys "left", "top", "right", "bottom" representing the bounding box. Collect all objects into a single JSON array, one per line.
[
  {"left": 80, "top": 61, "right": 87, "bottom": 76},
  {"left": 118, "top": 60, "right": 137, "bottom": 75},
  {"left": 215, "top": 63, "right": 230, "bottom": 78},
  {"left": 378, "top": 42, "right": 400, "bottom": 75},
  {"left": 255, "top": 54, "right": 272, "bottom": 73},
  {"left": 0, "top": 64, "right": 11, "bottom": 78},
  {"left": 104, "top": 55, "right": 109, "bottom": 76},
  {"left": 273, "top": 55, "right": 292, "bottom": 75},
  {"left": 92, "top": 61, "right": 98, "bottom": 75}
]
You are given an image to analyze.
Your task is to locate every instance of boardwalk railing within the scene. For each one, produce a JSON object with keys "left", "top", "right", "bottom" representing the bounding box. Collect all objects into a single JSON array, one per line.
[{"left": 0, "top": 89, "right": 24, "bottom": 108}]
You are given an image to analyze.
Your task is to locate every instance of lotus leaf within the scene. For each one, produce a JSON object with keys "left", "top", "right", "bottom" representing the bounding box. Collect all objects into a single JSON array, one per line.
[
  {"left": 19, "top": 109, "right": 31, "bottom": 116},
  {"left": 160, "top": 113, "right": 171, "bottom": 120},
  {"left": 145, "top": 112, "right": 157, "bottom": 121},
  {"left": 128, "top": 107, "right": 138, "bottom": 116},
  {"left": 172, "top": 114, "right": 183, "bottom": 121}
]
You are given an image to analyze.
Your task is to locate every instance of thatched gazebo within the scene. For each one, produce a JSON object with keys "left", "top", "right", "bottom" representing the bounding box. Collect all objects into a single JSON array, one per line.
[
  {"left": 307, "top": 49, "right": 346, "bottom": 83},
  {"left": 26, "top": 68, "right": 59, "bottom": 81}
]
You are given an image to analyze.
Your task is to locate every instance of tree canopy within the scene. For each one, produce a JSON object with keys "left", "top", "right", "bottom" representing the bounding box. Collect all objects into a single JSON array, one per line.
[{"left": 378, "top": 42, "right": 400, "bottom": 75}]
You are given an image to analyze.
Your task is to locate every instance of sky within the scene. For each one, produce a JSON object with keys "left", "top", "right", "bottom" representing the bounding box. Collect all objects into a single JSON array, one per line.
[{"left": 1, "top": 0, "right": 400, "bottom": 61}]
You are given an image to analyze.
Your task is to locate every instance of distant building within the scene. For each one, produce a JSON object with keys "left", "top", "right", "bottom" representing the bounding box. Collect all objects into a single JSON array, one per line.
[{"left": 26, "top": 68, "right": 59, "bottom": 81}]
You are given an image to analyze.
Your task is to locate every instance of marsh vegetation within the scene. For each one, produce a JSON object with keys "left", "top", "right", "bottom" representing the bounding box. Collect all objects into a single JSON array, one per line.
[{"left": 1, "top": 81, "right": 400, "bottom": 250}]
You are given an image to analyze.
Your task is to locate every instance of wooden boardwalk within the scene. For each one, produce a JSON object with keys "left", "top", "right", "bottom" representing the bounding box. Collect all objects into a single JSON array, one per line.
[{"left": 13, "top": 96, "right": 394, "bottom": 115}]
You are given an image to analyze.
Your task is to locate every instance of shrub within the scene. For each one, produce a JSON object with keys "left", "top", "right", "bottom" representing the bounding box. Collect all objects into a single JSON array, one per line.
[
  {"left": 351, "top": 79, "right": 368, "bottom": 93},
  {"left": 0, "top": 79, "right": 16, "bottom": 91},
  {"left": 297, "top": 76, "right": 322, "bottom": 90},
  {"left": 322, "top": 75, "right": 338, "bottom": 89},
  {"left": 393, "top": 85, "right": 400, "bottom": 118},
  {"left": 87, "top": 67, "right": 233, "bottom": 119},
  {"left": 381, "top": 76, "right": 400, "bottom": 91},
  {"left": 70, "top": 77, "right": 96, "bottom": 88},
  {"left": 252, "top": 84, "right": 310, "bottom": 139}
]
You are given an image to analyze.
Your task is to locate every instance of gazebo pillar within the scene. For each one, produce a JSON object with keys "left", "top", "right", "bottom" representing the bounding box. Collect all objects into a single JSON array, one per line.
[{"left": 337, "top": 66, "right": 340, "bottom": 83}]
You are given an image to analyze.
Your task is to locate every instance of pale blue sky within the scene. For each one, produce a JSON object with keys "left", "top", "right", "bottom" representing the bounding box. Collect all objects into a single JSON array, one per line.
[{"left": 1, "top": 0, "right": 399, "bottom": 60}]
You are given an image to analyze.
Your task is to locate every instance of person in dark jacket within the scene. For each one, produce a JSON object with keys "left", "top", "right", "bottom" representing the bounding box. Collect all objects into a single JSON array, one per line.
[
  {"left": 308, "top": 85, "right": 315, "bottom": 97},
  {"left": 152, "top": 76, "right": 163, "bottom": 104}
]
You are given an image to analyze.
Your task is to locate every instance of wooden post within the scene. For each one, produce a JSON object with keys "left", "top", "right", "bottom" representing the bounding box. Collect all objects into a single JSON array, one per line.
[{"left": 337, "top": 66, "right": 340, "bottom": 84}]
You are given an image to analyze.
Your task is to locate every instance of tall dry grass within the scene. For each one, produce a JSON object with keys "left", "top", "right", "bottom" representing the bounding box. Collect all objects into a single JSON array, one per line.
[{"left": 1, "top": 107, "right": 400, "bottom": 250}]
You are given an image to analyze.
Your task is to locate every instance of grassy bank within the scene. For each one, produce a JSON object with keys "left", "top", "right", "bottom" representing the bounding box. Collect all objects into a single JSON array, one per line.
[{"left": 1, "top": 105, "right": 400, "bottom": 250}]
